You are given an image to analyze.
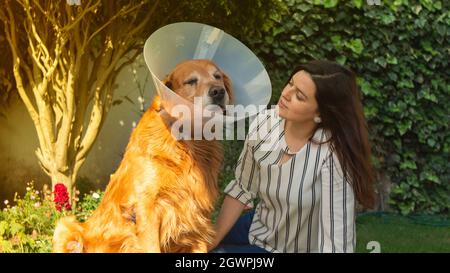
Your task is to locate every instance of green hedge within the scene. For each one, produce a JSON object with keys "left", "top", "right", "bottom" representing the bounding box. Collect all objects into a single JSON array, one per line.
[{"left": 242, "top": 0, "right": 449, "bottom": 215}]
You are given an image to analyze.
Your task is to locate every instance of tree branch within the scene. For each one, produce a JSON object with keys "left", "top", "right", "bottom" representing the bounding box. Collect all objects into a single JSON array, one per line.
[
  {"left": 30, "top": 0, "right": 61, "bottom": 30},
  {"left": 86, "top": 0, "right": 146, "bottom": 45},
  {"left": 62, "top": 0, "right": 100, "bottom": 32}
]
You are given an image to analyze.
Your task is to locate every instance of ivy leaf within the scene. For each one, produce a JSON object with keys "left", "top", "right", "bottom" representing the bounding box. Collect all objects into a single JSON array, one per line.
[
  {"left": 420, "top": 171, "right": 441, "bottom": 184},
  {"left": 312, "top": 0, "right": 323, "bottom": 5},
  {"left": 435, "top": 24, "right": 447, "bottom": 37},
  {"left": 352, "top": 0, "right": 363, "bottom": 9},
  {"left": 301, "top": 25, "right": 314, "bottom": 37},
  {"left": 419, "top": 88, "right": 438, "bottom": 103},
  {"left": 400, "top": 160, "right": 417, "bottom": 170},
  {"left": 374, "top": 57, "right": 387, "bottom": 68},
  {"left": 397, "top": 78, "right": 414, "bottom": 89},
  {"left": 381, "top": 13, "right": 396, "bottom": 25},
  {"left": 386, "top": 54, "right": 398, "bottom": 65},
  {"left": 345, "top": 38, "right": 364, "bottom": 55},
  {"left": 274, "top": 48, "right": 284, "bottom": 56},
  {"left": 364, "top": 105, "right": 378, "bottom": 118},
  {"left": 398, "top": 202, "right": 415, "bottom": 215},
  {"left": 421, "top": 40, "right": 439, "bottom": 55},
  {"left": 397, "top": 120, "right": 412, "bottom": 135},
  {"left": 412, "top": 5, "right": 422, "bottom": 14},
  {"left": 272, "top": 27, "right": 285, "bottom": 36},
  {"left": 297, "top": 4, "right": 312, "bottom": 12},
  {"left": 427, "top": 138, "right": 437, "bottom": 148},
  {"left": 358, "top": 78, "right": 380, "bottom": 98},
  {"left": 388, "top": 72, "right": 398, "bottom": 81},
  {"left": 415, "top": 17, "right": 427, "bottom": 28},
  {"left": 323, "top": 0, "right": 339, "bottom": 8},
  {"left": 433, "top": 1, "right": 442, "bottom": 10},
  {"left": 420, "top": 0, "right": 434, "bottom": 11},
  {"left": 331, "top": 35, "right": 343, "bottom": 49}
]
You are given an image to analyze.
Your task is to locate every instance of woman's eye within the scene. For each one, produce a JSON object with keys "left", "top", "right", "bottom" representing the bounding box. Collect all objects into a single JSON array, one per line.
[
  {"left": 295, "top": 91, "right": 306, "bottom": 100},
  {"left": 184, "top": 79, "right": 198, "bottom": 85},
  {"left": 214, "top": 74, "right": 222, "bottom": 80}
]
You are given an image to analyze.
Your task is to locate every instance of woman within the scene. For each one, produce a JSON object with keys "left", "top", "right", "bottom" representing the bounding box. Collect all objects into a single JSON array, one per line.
[{"left": 210, "top": 60, "right": 375, "bottom": 253}]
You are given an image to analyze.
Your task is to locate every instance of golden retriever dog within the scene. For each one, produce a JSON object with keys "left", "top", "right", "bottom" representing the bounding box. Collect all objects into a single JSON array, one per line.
[{"left": 52, "top": 59, "right": 233, "bottom": 252}]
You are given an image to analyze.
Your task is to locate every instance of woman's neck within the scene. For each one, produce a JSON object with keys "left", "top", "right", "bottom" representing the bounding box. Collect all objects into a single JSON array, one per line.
[{"left": 285, "top": 119, "right": 317, "bottom": 141}]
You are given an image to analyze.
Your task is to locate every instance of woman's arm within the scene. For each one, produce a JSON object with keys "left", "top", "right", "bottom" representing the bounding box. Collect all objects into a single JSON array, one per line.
[
  {"left": 209, "top": 117, "right": 265, "bottom": 251},
  {"left": 319, "top": 152, "right": 356, "bottom": 253},
  {"left": 209, "top": 195, "right": 246, "bottom": 251}
]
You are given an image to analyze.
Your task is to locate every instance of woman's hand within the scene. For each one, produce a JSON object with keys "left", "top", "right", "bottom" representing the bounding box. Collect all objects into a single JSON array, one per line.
[
  {"left": 207, "top": 239, "right": 220, "bottom": 252},
  {"left": 208, "top": 195, "right": 246, "bottom": 252}
]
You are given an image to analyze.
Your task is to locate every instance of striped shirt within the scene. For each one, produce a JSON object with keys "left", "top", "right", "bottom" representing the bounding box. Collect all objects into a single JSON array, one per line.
[{"left": 224, "top": 109, "right": 356, "bottom": 253}]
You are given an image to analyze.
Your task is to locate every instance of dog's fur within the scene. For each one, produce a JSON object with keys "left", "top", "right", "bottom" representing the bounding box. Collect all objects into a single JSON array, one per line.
[{"left": 52, "top": 60, "right": 233, "bottom": 253}]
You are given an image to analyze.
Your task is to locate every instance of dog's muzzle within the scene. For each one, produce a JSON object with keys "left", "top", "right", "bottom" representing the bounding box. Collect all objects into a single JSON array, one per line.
[{"left": 208, "top": 86, "right": 226, "bottom": 114}]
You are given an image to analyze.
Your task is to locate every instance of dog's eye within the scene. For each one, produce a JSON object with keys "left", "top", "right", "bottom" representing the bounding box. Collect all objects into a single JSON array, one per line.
[
  {"left": 184, "top": 78, "right": 198, "bottom": 85},
  {"left": 214, "top": 74, "right": 222, "bottom": 80}
]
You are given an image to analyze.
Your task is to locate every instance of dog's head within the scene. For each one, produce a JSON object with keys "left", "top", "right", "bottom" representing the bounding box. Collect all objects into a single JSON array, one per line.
[
  {"left": 53, "top": 216, "right": 129, "bottom": 253},
  {"left": 162, "top": 59, "right": 233, "bottom": 114}
]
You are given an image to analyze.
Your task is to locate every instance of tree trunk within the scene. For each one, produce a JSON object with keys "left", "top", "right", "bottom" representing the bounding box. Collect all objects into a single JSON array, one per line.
[{"left": 50, "top": 170, "right": 75, "bottom": 206}]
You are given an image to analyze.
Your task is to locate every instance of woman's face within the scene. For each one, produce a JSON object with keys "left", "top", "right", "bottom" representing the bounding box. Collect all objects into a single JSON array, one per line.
[{"left": 277, "top": 70, "right": 319, "bottom": 123}]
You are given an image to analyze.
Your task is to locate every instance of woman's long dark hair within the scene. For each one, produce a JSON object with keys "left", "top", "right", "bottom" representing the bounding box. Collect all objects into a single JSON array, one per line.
[{"left": 286, "top": 60, "right": 375, "bottom": 209}]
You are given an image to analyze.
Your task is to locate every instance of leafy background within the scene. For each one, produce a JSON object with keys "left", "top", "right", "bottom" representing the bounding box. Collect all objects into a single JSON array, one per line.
[
  {"left": 0, "top": 0, "right": 448, "bottom": 253},
  {"left": 1, "top": 0, "right": 446, "bottom": 215},
  {"left": 236, "top": 0, "right": 449, "bottom": 215}
]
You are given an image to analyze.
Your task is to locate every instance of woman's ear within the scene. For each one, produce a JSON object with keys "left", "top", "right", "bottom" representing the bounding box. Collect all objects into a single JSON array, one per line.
[{"left": 222, "top": 71, "right": 234, "bottom": 104}]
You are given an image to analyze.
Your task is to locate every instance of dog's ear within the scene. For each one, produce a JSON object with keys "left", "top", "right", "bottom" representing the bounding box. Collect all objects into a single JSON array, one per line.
[
  {"left": 52, "top": 216, "right": 84, "bottom": 253},
  {"left": 222, "top": 71, "right": 234, "bottom": 103},
  {"left": 162, "top": 74, "right": 173, "bottom": 90},
  {"left": 151, "top": 74, "right": 173, "bottom": 112},
  {"left": 66, "top": 240, "right": 84, "bottom": 253}
]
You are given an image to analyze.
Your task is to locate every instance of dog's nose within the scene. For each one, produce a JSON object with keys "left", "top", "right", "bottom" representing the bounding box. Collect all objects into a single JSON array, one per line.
[{"left": 208, "top": 87, "right": 225, "bottom": 101}]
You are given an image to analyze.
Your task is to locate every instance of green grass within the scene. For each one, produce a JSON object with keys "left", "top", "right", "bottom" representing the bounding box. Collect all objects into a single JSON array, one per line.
[{"left": 355, "top": 213, "right": 450, "bottom": 253}]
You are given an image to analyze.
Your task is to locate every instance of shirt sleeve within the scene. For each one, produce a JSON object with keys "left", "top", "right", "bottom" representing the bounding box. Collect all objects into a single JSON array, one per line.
[
  {"left": 223, "top": 121, "right": 261, "bottom": 206},
  {"left": 318, "top": 152, "right": 356, "bottom": 253}
]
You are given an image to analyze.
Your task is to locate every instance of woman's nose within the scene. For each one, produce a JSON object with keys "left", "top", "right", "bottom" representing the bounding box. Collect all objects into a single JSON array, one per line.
[{"left": 282, "top": 86, "right": 295, "bottom": 101}]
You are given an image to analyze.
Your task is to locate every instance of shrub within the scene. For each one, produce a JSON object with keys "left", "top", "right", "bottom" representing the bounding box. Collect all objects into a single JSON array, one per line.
[{"left": 0, "top": 182, "right": 103, "bottom": 253}]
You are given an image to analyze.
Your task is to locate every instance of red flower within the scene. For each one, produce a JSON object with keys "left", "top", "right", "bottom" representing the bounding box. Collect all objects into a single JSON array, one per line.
[{"left": 53, "top": 183, "right": 71, "bottom": 211}]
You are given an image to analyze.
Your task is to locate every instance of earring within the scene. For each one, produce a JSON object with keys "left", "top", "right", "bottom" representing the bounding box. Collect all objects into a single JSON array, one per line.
[{"left": 314, "top": 116, "right": 322, "bottom": 123}]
